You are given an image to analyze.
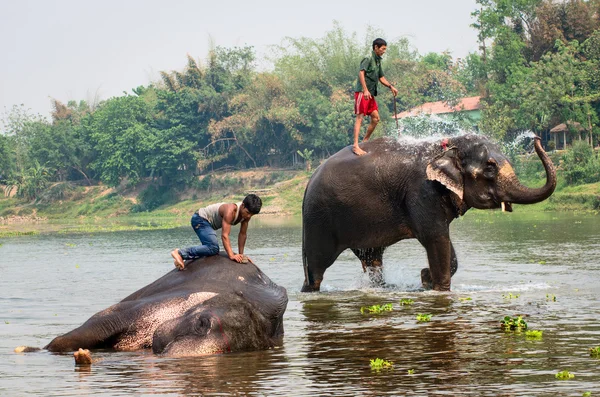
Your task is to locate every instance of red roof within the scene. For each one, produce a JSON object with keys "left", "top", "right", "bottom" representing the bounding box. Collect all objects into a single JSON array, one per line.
[{"left": 396, "top": 96, "right": 481, "bottom": 119}]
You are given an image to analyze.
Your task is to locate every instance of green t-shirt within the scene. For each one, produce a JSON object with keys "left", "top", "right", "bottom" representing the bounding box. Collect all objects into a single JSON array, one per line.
[{"left": 355, "top": 51, "right": 384, "bottom": 96}]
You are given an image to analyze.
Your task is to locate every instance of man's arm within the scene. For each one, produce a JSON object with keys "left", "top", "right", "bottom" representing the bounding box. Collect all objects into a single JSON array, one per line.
[
  {"left": 220, "top": 205, "right": 244, "bottom": 263},
  {"left": 379, "top": 76, "right": 398, "bottom": 97},
  {"left": 238, "top": 220, "right": 249, "bottom": 255},
  {"left": 359, "top": 70, "right": 371, "bottom": 100}
]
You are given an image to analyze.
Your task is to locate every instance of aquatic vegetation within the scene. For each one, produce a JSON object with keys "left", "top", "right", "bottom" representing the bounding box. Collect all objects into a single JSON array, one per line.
[
  {"left": 369, "top": 358, "right": 393, "bottom": 371},
  {"left": 555, "top": 370, "right": 575, "bottom": 380},
  {"left": 546, "top": 294, "right": 557, "bottom": 302},
  {"left": 0, "top": 230, "right": 38, "bottom": 238},
  {"left": 65, "top": 243, "right": 76, "bottom": 247},
  {"left": 590, "top": 346, "right": 600, "bottom": 357},
  {"left": 582, "top": 392, "right": 591, "bottom": 397},
  {"left": 525, "top": 330, "right": 543, "bottom": 339},
  {"left": 458, "top": 297, "right": 472, "bottom": 302},
  {"left": 399, "top": 298, "right": 414, "bottom": 305},
  {"left": 361, "top": 303, "right": 393, "bottom": 314},
  {"left": 4, "top": 321, "right": 9, "bottom": 324},
  {"left": 501, "top": 316, "right": 528, "bottom": 331},
  {"left": 416, "top": 313, "right": 432, "bottom": 323},
  {"left": 407, "top": 369, "right": 415, "bottom": 375},
  {"left": 502, "top": 293, "right": 520, "bottom": 299}
]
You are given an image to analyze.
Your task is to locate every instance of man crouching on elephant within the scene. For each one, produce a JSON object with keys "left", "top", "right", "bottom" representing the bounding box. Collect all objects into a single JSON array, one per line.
[{"left": 171, "top": 194, "right": 262, "bottom": 269}]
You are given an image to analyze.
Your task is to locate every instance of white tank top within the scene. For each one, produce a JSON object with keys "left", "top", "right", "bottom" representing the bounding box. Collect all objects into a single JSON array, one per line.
[{"left": 197, "top": 202, "right": 242, "bottom": 230}]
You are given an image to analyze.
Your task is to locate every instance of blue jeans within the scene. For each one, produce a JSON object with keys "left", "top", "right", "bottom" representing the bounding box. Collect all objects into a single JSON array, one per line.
[{"left": 178, "top": 213, "right": 220, "bottom": 260}]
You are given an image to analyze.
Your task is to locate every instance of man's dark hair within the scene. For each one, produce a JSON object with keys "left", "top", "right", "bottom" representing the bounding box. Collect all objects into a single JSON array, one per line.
[
  {"left": 372, "top": 38, "right": 387, "bottom": 50},
  {"left": 243, "top": 194, "right": 262, "bottom": 214}
]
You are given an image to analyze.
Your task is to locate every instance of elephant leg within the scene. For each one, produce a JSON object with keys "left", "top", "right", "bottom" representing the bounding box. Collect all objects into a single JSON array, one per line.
[
  {"left": 351, "top": 247, "right": 386, "bottom": 286},
  {"left": 301, "top": 243, "right": 342, "bottom": 293},
  {"left": 418, "top": 235, "right": 454, "bottom": 291},
  {"left": 421, "top": 242, "right": 458, "bottom": 290}
]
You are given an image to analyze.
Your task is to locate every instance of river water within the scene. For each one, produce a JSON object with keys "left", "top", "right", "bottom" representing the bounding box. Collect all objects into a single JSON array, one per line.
[{"left": 1, "top": 211, "right": 599, "bottom": 396}]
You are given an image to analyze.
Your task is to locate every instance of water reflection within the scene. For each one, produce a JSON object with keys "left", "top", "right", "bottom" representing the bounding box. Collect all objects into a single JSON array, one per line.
[{"left": 1, "top": 212, "right": 600, "bottom": 396}]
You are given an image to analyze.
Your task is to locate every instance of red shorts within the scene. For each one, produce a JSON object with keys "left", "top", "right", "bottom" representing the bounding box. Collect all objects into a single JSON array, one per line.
[{"left": 354, "top": 92, "right": 378, "bottom": 116}]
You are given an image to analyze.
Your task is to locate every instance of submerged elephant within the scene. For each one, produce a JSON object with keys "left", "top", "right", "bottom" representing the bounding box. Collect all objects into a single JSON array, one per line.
[
  {"left": 301, "top": 135, "right": 556, "bottom": 292},
  {"left": 45, "top": 254, "right": 288, "bottom": 356}
]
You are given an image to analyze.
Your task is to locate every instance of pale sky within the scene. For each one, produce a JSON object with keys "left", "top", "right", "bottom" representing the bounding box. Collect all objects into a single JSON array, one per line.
[{"left": 0, "top": 0, "right": 479, "bottom": 119}]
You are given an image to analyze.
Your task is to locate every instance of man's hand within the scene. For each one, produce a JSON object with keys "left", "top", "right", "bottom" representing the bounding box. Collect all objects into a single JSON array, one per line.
[
  {"left": 363, "top": 89, "right": 372, "bottom": 100},
  {"left": 390, "top": 86, "right": 398, "bottom": 97},
  {"left": 229, "top": 253, "right": 245, "bottom": 263}
]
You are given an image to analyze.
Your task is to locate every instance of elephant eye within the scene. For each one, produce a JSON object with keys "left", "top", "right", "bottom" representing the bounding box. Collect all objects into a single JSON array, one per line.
[
  {"left": 194, "top": 315, "right": 212, "bottom": 334},
  {"left": 483, "top": 163, "right": 497, "bottom": 178}
]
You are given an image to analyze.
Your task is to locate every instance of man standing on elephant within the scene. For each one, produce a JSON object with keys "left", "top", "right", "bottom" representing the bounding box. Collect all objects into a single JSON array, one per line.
[
  {"left": 353, "top": 38, "right": 398, "bottom": 156},
  {"left": 171, "top": 194, "right": 262, "bottom": 270}
]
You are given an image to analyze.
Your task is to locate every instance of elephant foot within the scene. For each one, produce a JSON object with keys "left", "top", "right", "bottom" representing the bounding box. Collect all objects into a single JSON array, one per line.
[
  {"left": 421, "top": 268, "right": 433, "bottom": 290},
  {"left": 366, "top": 266, "right": 385, "bottom": 287},
  {"left": 74, "top": 348, "right": 93, "bottom": 366},
  {"left": 301, "top": 279, "right": 321, "bottom": 293}
]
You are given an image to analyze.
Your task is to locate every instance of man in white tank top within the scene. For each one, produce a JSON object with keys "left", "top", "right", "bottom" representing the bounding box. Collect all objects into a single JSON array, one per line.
[{"left": 171, "top": 194, "right": 262, "bottom": 270}]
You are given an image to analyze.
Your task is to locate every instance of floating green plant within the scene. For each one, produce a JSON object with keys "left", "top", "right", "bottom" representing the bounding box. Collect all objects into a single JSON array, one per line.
[
  {"left": 4, "top": 321, "right": 9, "bottom": 324},
  {"left": 525, "top": 330, "right": 543, "bottom": 339},
  {"left": 369, "top": 358, "right": 393, "bottom": 371},
  {"left": 0, "top": 230, "right": 38, "bottom": 238},
  {"left": 502, "top": 293, "right": 520, "bottom": 299},
  {"left": 458, "top": 297, "right": 472, "bottom": 302},
  {"left": 501, "top": 316, "right": 528, "bottom": 331},
  {"left": 546, "top": 294, "right": 557, "bottom": 302},
  {"left": 416, "top": 313, "right": 431, "bottom": 323},
  {"left": 361, "top": 303, "right": 393, "bottom": 314},
  {"left": 590, "top": 346, "right": 600, "bottom": 357},
  {"left": 407, "top": 369, "right": 415, "bottom": 375},
  {"left": 65, "top": 243, "right": 76, "bottom": 247},
  {"left": 555, "top": 370, "right": 574, "bottom": 380},
  {"left": 582, "top": 392, "right": 591, "bottom": 397},
  {"left": 399, "top": 298, "right": 414, "bottom": 306}
]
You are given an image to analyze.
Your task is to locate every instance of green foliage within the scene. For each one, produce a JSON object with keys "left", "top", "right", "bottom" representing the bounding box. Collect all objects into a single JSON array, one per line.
[
  {"left": 7, "top": 160, "right": 51, "bottom": 201},
  {"left": 502, "top": 293, "right": 520, "bottom": 299},
  {"left": 501, "top": 315, "right": 528, "bottom": 331},
  {"left": 555, "top": 370, "right": 575, "bottom": 380},
  {"left": 561, "top": 141, "right": 600, "bottom": 185},
  {"left": 416, "top": 313, "right": 432, "bottom": 323},
  {"left": 399, "top": 298, "right": 414, "bottom": 305},
  {"left": 131, "top": 185, "right": 176, "bottom": 213},
  {"left": 525, "top": 330, "right": 543, "bottom": 339},
  {"left": 590, "top": 346, "right": 600, "bottom": 357},
  {"left": 360, "top": 303, "right": 393, "bottom": 314},
  {"left": 369, "top": 358, "right": 393, "bottom": 371}
]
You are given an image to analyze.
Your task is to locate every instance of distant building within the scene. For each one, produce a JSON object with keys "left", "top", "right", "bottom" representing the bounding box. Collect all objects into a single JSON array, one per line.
[{"left": 395, "top": 96, "right": 482, "bottom": 124}]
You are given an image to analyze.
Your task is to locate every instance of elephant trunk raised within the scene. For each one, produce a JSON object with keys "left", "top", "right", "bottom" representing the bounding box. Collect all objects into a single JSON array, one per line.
[{"left": 497, "top": 136, "right": 556, "bottom": 206}]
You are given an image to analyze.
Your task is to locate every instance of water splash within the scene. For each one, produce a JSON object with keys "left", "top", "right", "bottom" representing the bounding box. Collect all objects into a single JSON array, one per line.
[
  {"left": 387, "top": 115, "right": 539, "bottom": 158},
  {"left": 388, "top": 113, "right": 477, "bottom": 143}
]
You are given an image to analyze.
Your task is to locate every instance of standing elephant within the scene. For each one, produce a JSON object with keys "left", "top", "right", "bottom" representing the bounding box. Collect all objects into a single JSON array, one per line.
[{"left": 301, "top": 135, "right": 556, "bottom": 292}]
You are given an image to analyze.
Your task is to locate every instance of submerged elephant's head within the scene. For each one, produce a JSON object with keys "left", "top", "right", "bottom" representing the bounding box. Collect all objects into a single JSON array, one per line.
[
  {"left": 426, "top": 135, "right": 556, "bottom": 212},
  {"left": 152, "top": 293, "right": 282, "bottom": 356}
]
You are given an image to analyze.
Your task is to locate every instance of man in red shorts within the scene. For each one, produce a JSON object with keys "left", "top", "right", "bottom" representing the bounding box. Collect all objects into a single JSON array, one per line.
[{"left": 353, "top": 38, "right": 398, "bottom": 156}]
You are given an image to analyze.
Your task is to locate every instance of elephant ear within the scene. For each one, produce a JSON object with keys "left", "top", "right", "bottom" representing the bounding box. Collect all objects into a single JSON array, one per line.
[{"left": 426, "top": 148, "right": 464, "bottom": 199}]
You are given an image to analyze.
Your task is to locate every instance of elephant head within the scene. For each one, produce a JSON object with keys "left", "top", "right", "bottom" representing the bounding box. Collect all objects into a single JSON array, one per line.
[
  {"left": 152, "top": 293, "right": 282, "bottom": 356},
  {"left": 426, "top": 135, "right": 556, "bottom": 212}
]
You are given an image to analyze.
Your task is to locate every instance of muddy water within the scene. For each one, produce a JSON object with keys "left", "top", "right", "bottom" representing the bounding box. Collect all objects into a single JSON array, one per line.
[{"left": 1, "top": 211, "right": 599, "bottom": 396}]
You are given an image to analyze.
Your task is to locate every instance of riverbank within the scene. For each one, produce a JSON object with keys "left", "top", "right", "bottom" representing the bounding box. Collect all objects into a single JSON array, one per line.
[{"left": 0, "top": 169, "right": 598, "bottom": 237}]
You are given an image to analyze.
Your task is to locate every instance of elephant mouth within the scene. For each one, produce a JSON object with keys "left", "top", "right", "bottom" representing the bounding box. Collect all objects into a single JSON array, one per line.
[{"left": 500, "top": 201, "right": 513, "bottom": 212}]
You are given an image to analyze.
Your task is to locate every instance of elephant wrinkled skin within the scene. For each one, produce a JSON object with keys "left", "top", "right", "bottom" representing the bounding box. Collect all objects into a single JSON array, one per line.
[
  {"left": 301, "top": 135, "right": 556, "bottom": 292},
  {"left": 46, "top": 254, "right": 288, "bottom": 356}
]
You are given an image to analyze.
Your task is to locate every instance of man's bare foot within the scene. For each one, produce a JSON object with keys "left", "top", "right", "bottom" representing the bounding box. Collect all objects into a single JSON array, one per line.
[
  {"left": 171, "top": 249, "right": 185, "bottom": 270},
  {"left": 352, "top": 145, "right": 367, "bottom": 156}
]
